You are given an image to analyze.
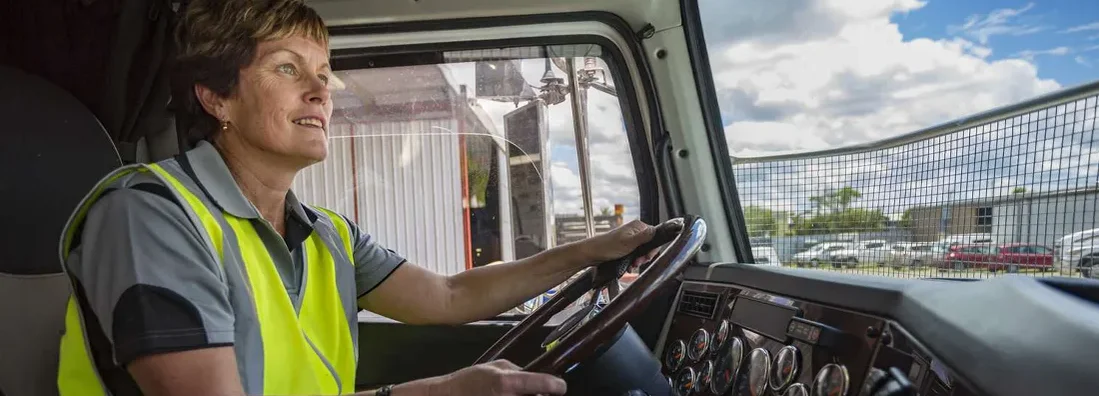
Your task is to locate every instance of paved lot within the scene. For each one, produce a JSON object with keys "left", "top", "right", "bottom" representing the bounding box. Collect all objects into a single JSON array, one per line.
[{"left": 794, "top": 263, "right": 1087, "bottom": 280}]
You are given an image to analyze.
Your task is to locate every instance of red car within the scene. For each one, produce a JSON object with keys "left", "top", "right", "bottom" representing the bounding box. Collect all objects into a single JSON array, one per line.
[{"left": 941, "top": 243, "right": 1054, "bottom": 272}]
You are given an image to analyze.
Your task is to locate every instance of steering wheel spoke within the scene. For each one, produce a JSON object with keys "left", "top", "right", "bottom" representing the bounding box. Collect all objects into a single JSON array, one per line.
[{"left": 474, "top": 216, "right": 707, "bottom": 375}]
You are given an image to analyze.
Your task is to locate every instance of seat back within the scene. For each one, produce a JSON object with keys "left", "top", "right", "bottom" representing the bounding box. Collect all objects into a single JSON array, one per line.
[{"left": 0, "top": 65, "right": 122, "bottom": 396}]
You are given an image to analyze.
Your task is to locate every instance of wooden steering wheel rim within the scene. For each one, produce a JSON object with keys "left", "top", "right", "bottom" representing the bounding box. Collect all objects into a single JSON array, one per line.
[{"left": 475, "top": 215, "right": 707, "bottom": 374}]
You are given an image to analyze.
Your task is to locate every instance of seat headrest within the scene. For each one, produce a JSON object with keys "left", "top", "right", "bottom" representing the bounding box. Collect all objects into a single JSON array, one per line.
[{"left": 0, "top": 65, "right": 122, "bottom": 275}]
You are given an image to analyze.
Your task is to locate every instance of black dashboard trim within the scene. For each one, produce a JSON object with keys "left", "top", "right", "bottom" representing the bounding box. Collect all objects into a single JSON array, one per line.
[{"left": 685, "top": 263, "right": 1099, "bottom": 396}]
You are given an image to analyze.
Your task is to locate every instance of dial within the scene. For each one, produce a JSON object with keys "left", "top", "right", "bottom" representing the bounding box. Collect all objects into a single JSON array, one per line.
[
  {"left": 769, "top": 345, "right": 802, "bottom": 392},
  {"left": 698, "top": 360, "right": 714, "bottom": 391},
  {"left": 688, "top": 328, "right": 710, "bottom": 361},
  {"left": 747, "top": 348, "right": 772, "bottom": 396},
  {"left": 710, "top": 336, "right": 746, "bottom": 395},
  {"left": 665, "top": 340, "right": 687, "bottom": 372},
  {"left": 811, "top": 363, "right": 850, "bottom": 396},
  {"left": 711, "top": 320, "right": 730, "bottom": 354},
  {"left": 784, "top": 383, "right": 809, "bottom": 396},
  {"left": 676, "top": 366, "right": 698, "bottom": 395}
]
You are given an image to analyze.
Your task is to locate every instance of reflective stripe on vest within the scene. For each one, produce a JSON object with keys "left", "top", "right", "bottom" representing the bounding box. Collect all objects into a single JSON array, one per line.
[{"left": 57, "top": 163, "right": 356, "bottom": 395}]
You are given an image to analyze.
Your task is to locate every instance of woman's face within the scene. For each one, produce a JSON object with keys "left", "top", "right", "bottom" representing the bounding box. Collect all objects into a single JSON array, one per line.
[{"left": 214, "top": 35, "right": 333, "bottom": 168}]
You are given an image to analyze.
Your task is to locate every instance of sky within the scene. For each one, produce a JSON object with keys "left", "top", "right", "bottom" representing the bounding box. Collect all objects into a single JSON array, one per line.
[
  {"left": 898, "top": 1, "right": 1099, "bottom": 88},
  {"left": 695, "top": 0, "right": 1098, "bottom": 217}
]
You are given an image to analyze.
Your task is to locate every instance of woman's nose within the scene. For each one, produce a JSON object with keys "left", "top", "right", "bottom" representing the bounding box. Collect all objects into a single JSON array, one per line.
[{"left": 306, "top": 75, "right": 331, "bottom": 104}]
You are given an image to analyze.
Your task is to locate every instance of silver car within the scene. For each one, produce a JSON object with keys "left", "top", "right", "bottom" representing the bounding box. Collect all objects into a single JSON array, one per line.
[{"left": 889, "top": 242, "right": 943, "bottom": 268}]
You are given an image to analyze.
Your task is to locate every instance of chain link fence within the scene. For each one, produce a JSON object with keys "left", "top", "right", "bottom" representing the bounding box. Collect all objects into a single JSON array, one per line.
[{"left": 732, "top": 82, "right": 1099, "bottom": 279}]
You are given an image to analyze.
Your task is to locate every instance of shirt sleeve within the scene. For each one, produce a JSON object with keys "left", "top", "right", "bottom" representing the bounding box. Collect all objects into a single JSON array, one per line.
[
  {"left": 342, "top": 215, "right": 406, "bottom": 298},
  {"left": 65, "top": 180, "right": 235, "bottom": 365}
]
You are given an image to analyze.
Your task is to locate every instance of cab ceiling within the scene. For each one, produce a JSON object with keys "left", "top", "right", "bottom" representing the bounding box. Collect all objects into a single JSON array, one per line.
[{"left": 306, "top": 0, "right": 681, "bottom": 33}]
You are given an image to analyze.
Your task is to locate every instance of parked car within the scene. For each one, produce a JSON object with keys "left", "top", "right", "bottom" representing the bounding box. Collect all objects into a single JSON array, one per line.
[
  {"left": 940, "top": 243, "right": 1054, "bottom": 272},
  {"left": 938, "top": 233, "right": 995, "bottom": 247},
  {"left": 993, "top": 243, "right": 1055, "bottom": 272},
  {"left": 829, "top": 240, "right": 890, "bottom": 266},
  {"left": 750, "top": 246, "right": 782, "bottom": 267},
  {"left": 939, "top": 244, "right": 995, "bottom": 271},
  {"left": 791, "top": 242, "right": 851, "bottom": 267},
  {"left": 888, "top": 242, "right": 942, "bottom": 268},
  {"left": 1053, "top": 228, "right": 1099, "bottom": 277}
]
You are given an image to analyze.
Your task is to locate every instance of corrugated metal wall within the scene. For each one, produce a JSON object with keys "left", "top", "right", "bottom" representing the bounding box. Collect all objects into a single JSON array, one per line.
[
  {"left": 293, "top": 120, "right": 468, "bottom": 275},
  {"left": 993, "top": 192, "right": 1099, "bottom": 246}
]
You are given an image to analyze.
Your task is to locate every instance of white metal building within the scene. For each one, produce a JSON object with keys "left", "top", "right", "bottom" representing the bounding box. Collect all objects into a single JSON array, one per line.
[{"left": 291, "top": 64, "right": 511, "bottom": 275}]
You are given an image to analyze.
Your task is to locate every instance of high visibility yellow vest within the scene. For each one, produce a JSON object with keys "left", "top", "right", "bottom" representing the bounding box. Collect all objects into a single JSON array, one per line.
[{"left": 57, "top": 162, "right": 357, "bottom": 395}]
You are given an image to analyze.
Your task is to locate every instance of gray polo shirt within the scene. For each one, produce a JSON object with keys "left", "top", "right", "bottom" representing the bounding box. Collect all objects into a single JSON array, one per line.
[{"left": 64, "top": 141, "right": 405, "bottom": 393}]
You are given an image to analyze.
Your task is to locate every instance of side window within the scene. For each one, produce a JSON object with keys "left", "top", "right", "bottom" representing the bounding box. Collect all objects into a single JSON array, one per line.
[
  {"left": 291, "top": 44, "right": 643, "bottom": 315},
  {"left": 865, "top": 242, "right": 885, "bottom": 249}
]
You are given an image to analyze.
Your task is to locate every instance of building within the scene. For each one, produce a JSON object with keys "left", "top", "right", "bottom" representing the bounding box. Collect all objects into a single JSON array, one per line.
[{"left": 905, "top": 187, "right": 1098, "bottom": 246}]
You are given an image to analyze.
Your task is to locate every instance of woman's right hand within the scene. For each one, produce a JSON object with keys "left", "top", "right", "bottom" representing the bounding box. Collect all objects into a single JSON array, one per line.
[{"left": 403, "top": 360, "right": 567, "bottom": 396}]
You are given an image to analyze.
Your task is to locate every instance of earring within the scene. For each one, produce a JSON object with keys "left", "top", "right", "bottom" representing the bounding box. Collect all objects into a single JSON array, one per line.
[{"left": 221, "top": 121, "right": 230, "bottom": 131}]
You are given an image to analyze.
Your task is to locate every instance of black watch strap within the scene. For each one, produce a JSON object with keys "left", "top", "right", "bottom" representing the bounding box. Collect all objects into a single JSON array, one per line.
[{"left": 376, "top": 385, "right": 393, "bottom": 396}]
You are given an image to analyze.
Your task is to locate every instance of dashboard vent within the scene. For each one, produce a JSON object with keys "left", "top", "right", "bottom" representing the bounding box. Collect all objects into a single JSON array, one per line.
[{"left": 678, "top": 291, "right": 720, "bottom": 319}]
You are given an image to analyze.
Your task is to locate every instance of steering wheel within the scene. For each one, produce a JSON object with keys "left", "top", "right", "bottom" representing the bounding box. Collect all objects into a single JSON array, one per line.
[{"left": 475, "top": 215, "right": 707, "bottom": 374}]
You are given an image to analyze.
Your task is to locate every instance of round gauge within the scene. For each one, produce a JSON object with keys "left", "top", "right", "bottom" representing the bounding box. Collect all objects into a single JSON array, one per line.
[
  {"left": 711, "top": 320, "right": 730, "bottom": 354},
  {"left": 769, "top": 345, "right": 802, "bottom": 392},
  {"left": 811, "top": 363, "right": 850, "bottom": 396},
  {"left": 665, "top": 340, "right": 687, "bottom": 372},
  {"left": 698, "top": 360, "right": 714, "bottom": 391},
  {"left": 687, "top": 328, "right": 710, "bottom": 361},
  {"left": 709, "top": 336, "right": 746, "bottom": 395},
  {"left": 746, "top": 348, "right": 772, "bottom": 396},
  {"left": 784, "top": 383, "right": 809, "bottom": 396},
  {"left": 675, "top": 366, "right": 698, "bottom": 395}
]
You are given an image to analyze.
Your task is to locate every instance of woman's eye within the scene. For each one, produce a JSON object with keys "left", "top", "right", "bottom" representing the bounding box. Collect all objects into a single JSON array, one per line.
[
  {"left": 318, "top": 74, "right": 329, "bottom": 85},
  {"left": 277, "top": 64, "right": 297, "bottom": 75}
]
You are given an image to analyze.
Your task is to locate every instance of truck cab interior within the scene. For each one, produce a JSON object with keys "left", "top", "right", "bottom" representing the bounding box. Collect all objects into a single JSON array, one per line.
[{"left": 2, "top": 1, "right": 1098, "bottom": 396}]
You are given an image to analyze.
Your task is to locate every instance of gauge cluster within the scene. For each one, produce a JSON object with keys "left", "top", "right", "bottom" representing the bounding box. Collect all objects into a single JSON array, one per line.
[{"left": 660, "top": 283, "right": 888, "bottom": 396}]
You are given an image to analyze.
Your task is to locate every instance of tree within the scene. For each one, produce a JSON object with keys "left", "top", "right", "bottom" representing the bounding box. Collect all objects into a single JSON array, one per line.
[
  {"left": 742, "top": 206, "right": 777, "bottom": 237},
  {"left": 899, "top": 208, "right": 915, "bottom": 229},
  {"left": 600, "top": 207, "right": 612, "bottom": 216},
  {"left": 1012, "top": 187, "right": 1027, "bottom": 195},
  {"left": 832, "top": 186, "right": 862, "bottom": 212},
  {"left": 792, "top": 186, "right": 885, "bottom": 235}
]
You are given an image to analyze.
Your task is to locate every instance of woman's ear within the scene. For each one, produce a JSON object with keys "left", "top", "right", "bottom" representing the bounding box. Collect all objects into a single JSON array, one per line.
[{"left": 194, "top": 84, "right": 230, "bottom": 122}]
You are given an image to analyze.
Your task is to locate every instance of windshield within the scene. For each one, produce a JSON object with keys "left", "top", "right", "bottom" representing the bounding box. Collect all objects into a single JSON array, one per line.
[
  {"left": 695, "top": 0, "right": 1099, "bottom": 280},
  {"left": 292, "top": 43, "right": 648, "bottom": 316}
]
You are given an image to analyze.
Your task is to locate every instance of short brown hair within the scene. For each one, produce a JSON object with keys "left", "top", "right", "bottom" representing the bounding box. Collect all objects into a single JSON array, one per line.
[{"left": 172, "top": 0, "right": 328, "bottom": 145}]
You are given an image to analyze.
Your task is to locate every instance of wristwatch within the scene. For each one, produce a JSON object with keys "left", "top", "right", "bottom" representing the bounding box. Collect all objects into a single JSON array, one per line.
[{"left": 376, "top": 385, "right": 393, "bottom": 396}]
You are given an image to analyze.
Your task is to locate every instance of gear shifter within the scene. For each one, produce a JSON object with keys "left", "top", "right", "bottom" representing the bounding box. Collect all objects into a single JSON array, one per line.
[{"left": 861, "top": 367, "right": 915, "bottom": 396}]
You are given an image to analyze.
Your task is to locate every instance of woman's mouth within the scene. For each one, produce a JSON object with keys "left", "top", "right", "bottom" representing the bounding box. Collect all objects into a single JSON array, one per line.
[{"left": 292, "top": 117, "right": 325, "bottom": 130}]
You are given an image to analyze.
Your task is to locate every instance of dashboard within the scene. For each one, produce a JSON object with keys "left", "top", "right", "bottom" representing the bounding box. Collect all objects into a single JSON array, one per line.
[{"left": 654, "top": 264, "right": 1099, "bottom": 396}]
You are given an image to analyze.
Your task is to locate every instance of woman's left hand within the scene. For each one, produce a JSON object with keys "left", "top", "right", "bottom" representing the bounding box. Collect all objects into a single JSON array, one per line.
[{"left": 575, "top": 219, "right": 659, "bottom": 267}]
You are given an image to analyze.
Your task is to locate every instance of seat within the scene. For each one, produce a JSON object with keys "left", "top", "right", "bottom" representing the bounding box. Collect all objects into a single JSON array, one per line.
[{"left": 0, "top": 65, "right": 122, "bottom": 396}]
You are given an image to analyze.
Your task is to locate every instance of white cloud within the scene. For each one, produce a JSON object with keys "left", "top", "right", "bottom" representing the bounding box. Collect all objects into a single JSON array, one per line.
[
  {"left": 1013, "top": 46, "right": 1072, "bottom": 60},
  {"left": 1063, "top": 21, "right": 1099, "bottom": 34},
  {"left": 706, "top": 0, "right": 1061, "bottom": 158},
  {"left": 947, "top": 2, "right": 1045, "bottom": 45},
  {"left": 1077, "top": 56, "right": 1093, "bottom": 67}
]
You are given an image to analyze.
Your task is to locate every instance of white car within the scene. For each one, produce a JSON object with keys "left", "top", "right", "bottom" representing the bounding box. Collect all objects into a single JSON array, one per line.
[
  {"left": 829, "top": 240, "right": 891, "bottom": 266},
  {"left": 791, "top": 242, "right": 851, "bottom": 267},
  {"left": 1054, "top": 228, "right": 1099, "bottom": 277},
  {"left": 888, "top": 242, "right": 942, "bottom": 268},
  {"left": 750, "top": 247, "right": 782, "bottom": 267}
]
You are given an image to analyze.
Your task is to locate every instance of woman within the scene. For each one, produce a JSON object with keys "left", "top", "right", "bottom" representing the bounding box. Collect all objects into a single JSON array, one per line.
[{"left": 55, "top": 0, "right": 657, "bottom": 395}]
